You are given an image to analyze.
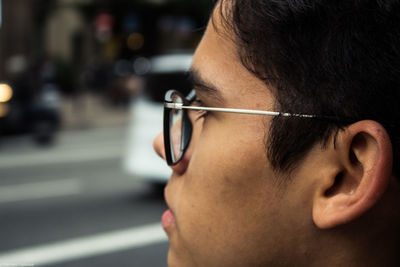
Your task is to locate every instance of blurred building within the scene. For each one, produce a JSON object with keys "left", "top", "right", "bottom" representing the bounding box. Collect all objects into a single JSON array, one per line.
[
  {"left": 0, "top": 0, "right": 38, "bottom": 81},
  {"left": 0, "top": 0, "right": 212, "bottom": 96}
]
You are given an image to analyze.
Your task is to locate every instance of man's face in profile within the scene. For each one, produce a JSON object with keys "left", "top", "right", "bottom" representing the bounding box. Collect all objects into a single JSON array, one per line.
[{"left": 153, "top": 8, "right": 318, "bottom": 267}]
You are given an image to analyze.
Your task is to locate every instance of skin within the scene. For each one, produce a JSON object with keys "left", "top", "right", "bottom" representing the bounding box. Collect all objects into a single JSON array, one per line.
[{"left": 153, "top": 3, "right": 399, "bottom": 267}]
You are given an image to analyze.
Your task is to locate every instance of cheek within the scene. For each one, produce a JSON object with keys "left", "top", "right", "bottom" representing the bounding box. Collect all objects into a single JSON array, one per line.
[
  {"left": 189, "top": 116, "right": 269, "bottom": 190},
  {"left": 173, "top": 119, "right": 284, "bottom": 265}
]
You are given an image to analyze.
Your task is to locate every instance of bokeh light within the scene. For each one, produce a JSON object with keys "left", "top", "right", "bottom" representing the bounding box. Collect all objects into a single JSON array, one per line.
[
  {"left": 0, "top": 83, "right": 13, "bottom": 103},
  {"left": 127, "top": 32, "right": 144, "bottom": 51},
  {"left": 0, "top": 103, "right": 9, "bottom": 117}
]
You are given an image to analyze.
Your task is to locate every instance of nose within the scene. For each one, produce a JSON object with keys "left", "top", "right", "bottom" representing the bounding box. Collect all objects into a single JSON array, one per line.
[
  {"left": 153, "top": 130, "right": 191, "bottom": 175},
  {"left": 153, "top": 131, "right": 166, "bottom": 160}
]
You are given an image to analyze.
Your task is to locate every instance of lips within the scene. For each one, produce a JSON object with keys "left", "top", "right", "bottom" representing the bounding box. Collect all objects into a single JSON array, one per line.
[
  {"left": 162, "top": 209, "right": 176, "bottom": 230},
  {"left": 162, "top": 186, "right": 176, "bottom": 231}
]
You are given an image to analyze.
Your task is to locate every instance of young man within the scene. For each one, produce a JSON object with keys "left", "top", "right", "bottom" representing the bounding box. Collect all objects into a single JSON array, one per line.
[{"left": 153, "top": 0, "right": 400, "bottom": 266}]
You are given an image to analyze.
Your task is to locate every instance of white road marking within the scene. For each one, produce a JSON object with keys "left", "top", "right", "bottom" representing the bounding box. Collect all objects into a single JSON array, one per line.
[
  {"left": 0, "top": 147, "right": 122, "bottom": 169},
  {"left": 0, "top": 223, "right": 168, "bottom": 266},
  {"left": 0, "top": 179, "right": 82, "bottom": 203}
]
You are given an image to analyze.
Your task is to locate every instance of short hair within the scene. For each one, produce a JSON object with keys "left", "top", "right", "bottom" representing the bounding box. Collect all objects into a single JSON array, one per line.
[{"left": 217, "top": 0, "right": 400, "bottom": 175}]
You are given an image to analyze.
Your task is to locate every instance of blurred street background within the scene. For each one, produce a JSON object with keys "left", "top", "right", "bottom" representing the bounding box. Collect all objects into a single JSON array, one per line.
[{"left": 0, "top": 0, "right": 212, "bottom": 266}]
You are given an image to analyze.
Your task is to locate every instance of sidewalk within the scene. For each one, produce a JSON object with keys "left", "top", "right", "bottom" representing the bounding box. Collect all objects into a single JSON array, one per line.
[{"left": 60, "top": 93, "right": 130, "bottom": 130}]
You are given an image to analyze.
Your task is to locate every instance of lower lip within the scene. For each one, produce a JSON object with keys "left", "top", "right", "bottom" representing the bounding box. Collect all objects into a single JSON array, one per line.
[{"left": 161, "top": 209, "right": 176, "bottom": 230}]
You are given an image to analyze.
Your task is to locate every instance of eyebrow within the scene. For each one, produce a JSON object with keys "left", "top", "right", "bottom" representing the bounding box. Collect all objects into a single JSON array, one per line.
[{"left": 187, "top": 68, "right": 225, "bottom": 104}]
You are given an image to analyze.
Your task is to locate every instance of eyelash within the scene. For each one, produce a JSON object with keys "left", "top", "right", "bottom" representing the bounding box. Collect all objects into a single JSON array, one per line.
[{"left": 192, "top": 99, "right": 209, "bottom": 121}]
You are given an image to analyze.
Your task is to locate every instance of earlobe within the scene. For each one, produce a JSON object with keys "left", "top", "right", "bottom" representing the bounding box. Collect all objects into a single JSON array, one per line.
[{"left": 313, "top": 120, "right": 393, "bottom": 229}]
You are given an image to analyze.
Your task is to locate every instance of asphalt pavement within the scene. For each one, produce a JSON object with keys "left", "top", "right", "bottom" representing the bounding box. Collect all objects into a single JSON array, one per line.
[{"left": 0, "top": 126, "right": 169, "bottom": 267}]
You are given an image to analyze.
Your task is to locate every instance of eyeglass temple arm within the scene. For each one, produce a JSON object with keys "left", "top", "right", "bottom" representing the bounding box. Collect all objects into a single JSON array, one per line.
[{"left": 164, "top": 102, "right": 316, "bottom": 118}]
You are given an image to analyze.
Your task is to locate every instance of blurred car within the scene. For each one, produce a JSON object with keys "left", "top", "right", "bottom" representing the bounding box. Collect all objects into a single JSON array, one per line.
[
  {"left": 123, "top": 53, "right": 193, "bottom": 184},
  {"left": 0, "top": 80, "right": 61, "bottom": 144}
]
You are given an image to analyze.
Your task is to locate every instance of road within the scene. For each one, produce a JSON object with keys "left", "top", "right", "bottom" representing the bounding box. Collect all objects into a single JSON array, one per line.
[{"left": 0, "top": 127, "right": 169, "bottom": 267}]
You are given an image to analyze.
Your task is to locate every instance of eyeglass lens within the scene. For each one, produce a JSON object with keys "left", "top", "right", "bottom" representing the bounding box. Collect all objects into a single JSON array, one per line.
[{"left": 169, "top": 93, "right": 184, "bottom": 163}]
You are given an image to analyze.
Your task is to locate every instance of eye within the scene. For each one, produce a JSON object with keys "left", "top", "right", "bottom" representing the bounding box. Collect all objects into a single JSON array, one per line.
[
  {"left": 192, "top": 98, "right": 209, "bottom": 121},
  {"left": 195, "top": 111, "right": 209, "bottom": 121}
]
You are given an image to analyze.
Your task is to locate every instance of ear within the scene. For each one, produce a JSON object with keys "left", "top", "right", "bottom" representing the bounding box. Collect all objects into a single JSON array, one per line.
[{"left": 313, "top": 120, "right": 393, "bottom": 229}]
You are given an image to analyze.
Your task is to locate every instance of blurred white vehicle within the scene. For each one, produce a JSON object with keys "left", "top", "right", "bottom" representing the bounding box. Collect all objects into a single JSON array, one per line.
[{"left": 123, "top": 53, "right": 193, "bottom": 183}]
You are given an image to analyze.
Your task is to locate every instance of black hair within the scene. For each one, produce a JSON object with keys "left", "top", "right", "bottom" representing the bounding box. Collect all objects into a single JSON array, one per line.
[{"left": 216, "top": 0, "right": 400, "bottom": 175}]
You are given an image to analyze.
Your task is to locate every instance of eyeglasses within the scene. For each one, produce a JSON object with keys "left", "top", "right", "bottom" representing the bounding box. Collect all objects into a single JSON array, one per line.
[
  {"left": 163, "top": 89, "right": 400, "bottom": 166},
  {"left": 163, "top": 89, "right": 341, "bottom": 166}
]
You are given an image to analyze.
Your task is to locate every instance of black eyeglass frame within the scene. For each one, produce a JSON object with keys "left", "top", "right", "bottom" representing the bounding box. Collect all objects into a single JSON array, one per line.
[
  {"left": 163, "top": 88, "right": 323, "bottom": 166},
  {"left": 163, "top": 90, "right": 196, "bottom": 165}
]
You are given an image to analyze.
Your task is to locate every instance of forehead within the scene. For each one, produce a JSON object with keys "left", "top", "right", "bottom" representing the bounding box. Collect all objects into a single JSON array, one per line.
[{"left": 191, "top": 10, "right": 274, "bottom": 108}]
